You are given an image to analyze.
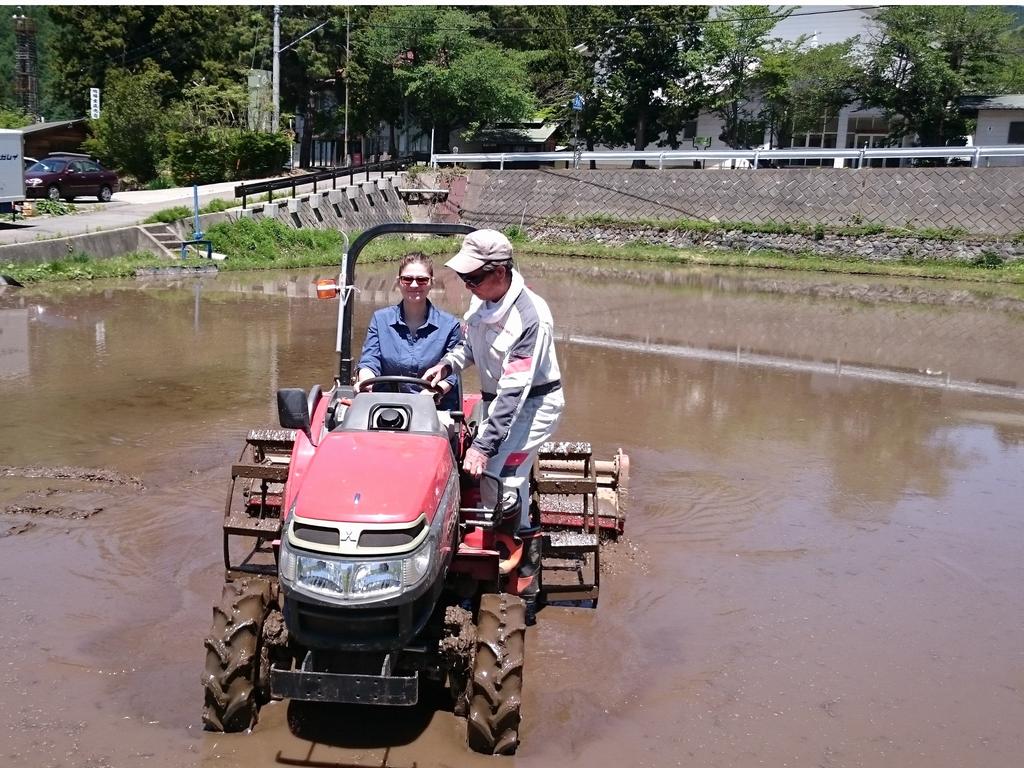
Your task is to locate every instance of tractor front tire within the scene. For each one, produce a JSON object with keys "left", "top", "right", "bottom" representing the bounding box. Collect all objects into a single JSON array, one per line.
[
  {"left": 201, "top": 578, "right": 271, "bottom": 732},
  {"left": 467, "top": 593, "right": 526, "bottom": 755}
]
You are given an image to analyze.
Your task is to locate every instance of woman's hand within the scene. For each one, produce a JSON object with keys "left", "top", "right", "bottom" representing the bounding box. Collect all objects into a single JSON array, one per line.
[{"left": 355, "top": 368, "right": 376, "bottom": 391}]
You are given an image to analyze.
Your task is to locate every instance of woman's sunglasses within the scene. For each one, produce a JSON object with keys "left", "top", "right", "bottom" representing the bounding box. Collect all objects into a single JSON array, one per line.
[{"left": 399, "top": 275, "right": 431, "bottom": 286}]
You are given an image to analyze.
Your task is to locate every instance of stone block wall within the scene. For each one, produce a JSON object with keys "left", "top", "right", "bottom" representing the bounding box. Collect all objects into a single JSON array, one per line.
[
  {"left": 457, "top": 168, "right": 1024, "bottom": 236},
  {"left": 241, "top": 175, "right": 410, "bottom": 232}
]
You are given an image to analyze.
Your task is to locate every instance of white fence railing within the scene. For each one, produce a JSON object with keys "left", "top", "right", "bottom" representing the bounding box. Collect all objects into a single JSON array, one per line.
[{"left": 431, "top": 145, "right": 1024, "bottom": 170}]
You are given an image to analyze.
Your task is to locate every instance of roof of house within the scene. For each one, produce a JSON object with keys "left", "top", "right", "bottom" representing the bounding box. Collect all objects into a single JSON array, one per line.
[
  {"left": 960, "top": 94, "right": 1024, "bottom": 112},
  {"left": 474, "top": 121, "right": 561, "bottom": 145},
  {"left": 21, "top": 118, "right": 89, "bottom": 134}
]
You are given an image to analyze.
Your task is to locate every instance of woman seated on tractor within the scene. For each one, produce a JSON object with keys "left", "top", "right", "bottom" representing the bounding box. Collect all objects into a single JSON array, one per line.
[{"left": 356, "top": 252, "right": 462, "bottom": 410}]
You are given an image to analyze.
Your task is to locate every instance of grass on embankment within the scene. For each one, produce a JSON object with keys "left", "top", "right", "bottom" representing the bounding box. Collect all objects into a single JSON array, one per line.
[
  {"left": 3, "top": 217, "right": 1024, "bottom": 286},
  {"left": 519, "top": 238, "right": 1024, "bottom": 285}
]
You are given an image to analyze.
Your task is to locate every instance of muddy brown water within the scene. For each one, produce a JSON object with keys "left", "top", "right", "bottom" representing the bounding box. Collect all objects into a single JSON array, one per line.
[{"left": 1, "top": 258, "right": 1022, "bottom": 768}]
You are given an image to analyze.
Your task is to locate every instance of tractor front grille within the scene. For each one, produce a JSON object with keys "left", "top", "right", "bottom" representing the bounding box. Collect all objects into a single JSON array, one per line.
[{"left": 283, "top": 580, "right": 441, "bottom": 652}]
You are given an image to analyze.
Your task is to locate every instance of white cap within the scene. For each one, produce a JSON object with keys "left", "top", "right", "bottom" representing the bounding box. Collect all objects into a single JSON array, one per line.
[{"left": 445, "top": 229, "right": 513, "bottom": 274}]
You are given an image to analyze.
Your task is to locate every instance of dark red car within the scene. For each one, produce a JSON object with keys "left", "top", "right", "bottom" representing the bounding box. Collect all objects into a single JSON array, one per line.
[{"left": 24, "top": 153, "right": 119, "bottom": 202}]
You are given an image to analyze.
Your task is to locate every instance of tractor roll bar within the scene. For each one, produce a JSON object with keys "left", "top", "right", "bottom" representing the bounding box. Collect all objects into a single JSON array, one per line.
[{"left": 339, "top": 223, "right": 477, "bottom": 383}]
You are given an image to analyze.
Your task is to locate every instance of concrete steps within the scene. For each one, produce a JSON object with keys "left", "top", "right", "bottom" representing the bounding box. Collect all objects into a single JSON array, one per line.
[{"left": 140, "top": 223, "right": 186, "bottom": 257}]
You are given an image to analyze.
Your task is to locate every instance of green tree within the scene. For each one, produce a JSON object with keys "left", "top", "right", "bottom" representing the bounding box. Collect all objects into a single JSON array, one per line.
[
  {"left": 856, "top": 6, "right": 1017, "bottom": 145},
  {"left": 46, "top": 7, "right": 255, "bottom": 117},
  {"left": 409, "top": 46, "right": 535, "bottom": 151},
  {"left": 572, "top": 6, "right": 709, "bottom": 160},
  {"left": 686, "top": 5, "right": 793, "bottom": 148},
  {"left": 482, "top": 5, "right": 577, "bottom": 119},
  {"left": 986, "top": 22, "right": 1024, "bottom": 93},
  {"left": 348, "top": 6, "right": 409, "bottom": 156},
  {"left": 0, "top": 108, "right": 35, "bottom": 129},
  {"left": 348, "top": 6, "right": 534, "bottom": 153},
  {"left": 759, "top": 41, "right": 859, "bottom": 148},
  {"left": 276, "top": 6, "right": 350, "bottom": 167},
  {"left": 83, "top": 63, "right": 174, "bottom": 181}
]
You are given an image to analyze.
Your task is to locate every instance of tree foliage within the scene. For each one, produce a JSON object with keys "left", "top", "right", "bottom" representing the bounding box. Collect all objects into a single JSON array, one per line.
[
  {"left": 83, "top": 63, "right": 174, "bottom": 181},
  {"left": 349, "top": 6, "right": 534, "bottom": 152},
  {"left": 759, "top": 41, "right": 860, "bottom": 147},
  {"left": 2, "top": 3, "right": 1023, "bottom": 184},
  {"left": 44, "top": 7, "right": 253, "bottom": 115},
  {"left": 687, "top": 5, "right": 792, "bottom": 148},
  {"left": 573, "top": 6, "right": 709, "bottom": 154},
  {"left": 856, "top": 6, "right": 1017, "bottom": 145}
]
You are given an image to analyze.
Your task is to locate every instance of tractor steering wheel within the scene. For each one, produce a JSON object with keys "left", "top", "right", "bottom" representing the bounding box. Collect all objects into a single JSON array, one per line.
[{"left": 355, "top": 375, "right": 441, "bottom": 394}]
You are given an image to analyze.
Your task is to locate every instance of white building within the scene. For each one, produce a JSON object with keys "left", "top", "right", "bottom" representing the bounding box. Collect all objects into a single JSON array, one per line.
[
  {"left": 600, "top": 5, "right": 902, "bottom": 168},
  {"left": 965, "top": 95, "right": 1024, "bottom": 167}
]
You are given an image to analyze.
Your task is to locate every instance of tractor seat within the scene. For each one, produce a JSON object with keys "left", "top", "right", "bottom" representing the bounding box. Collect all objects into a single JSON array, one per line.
[{"left": 337, "top": 392, "right": 444, "bottom": 434}]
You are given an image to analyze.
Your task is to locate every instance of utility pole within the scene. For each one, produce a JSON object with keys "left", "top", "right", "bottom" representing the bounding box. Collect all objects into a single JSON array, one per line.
[
  {"left": 272, "top": 4, "right": 280, "bottom": 132},
  {"left": 343, "top": 7, "right": 350, "bottom": 166}
]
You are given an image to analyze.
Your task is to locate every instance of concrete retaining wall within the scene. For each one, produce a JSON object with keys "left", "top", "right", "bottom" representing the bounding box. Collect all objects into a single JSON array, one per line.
[
  {"left": 0, "top": 227, "right": 161, "bottom": 265},
  {"left": 457, "top": 168, "right": 1024, "bottom": 236},
  {"left": 238, "top": 176, "right": 409, "bottom": 232},
  {"left": 0, "top": 175, "right": 410, "bottom": 265}
]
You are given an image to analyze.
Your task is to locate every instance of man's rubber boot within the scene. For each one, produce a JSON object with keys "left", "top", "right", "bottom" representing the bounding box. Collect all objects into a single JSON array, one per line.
[{"left": 516, "top": 526, "right": 543, "bottom": 626}]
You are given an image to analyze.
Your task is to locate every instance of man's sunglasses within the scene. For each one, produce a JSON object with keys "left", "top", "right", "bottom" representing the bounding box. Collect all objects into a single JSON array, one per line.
[
  {"left": 462, "top": 262, "right": 510, "bottom": 287},
  {"left": 399, "top": 275, "right": 431, "bottom": 286},
  {"left": 459, "top": 269, "right": 491, "bottom": 287}
]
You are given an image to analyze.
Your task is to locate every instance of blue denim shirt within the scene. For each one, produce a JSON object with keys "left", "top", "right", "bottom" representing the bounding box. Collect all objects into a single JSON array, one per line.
[{"left": 357, "top": 300, "right": 462, "bottom": 410}]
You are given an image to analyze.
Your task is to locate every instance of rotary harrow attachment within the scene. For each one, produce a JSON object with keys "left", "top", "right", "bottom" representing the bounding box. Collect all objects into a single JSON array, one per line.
[
  {"left": 221, "top": 428, "right": 292, "bottom": 576},
  {"left": 535, "top": 441, "right": 629, "bottom": 537},
  {"left": 534, "top": 442, "right": 630, "bottom": 607}
]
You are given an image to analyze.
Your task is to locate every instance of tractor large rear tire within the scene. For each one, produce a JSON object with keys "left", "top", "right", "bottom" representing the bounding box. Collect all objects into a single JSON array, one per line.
[
  {"left": 467, "top": 593, "right": 526, "bottom": 755},
  {"left": 201, "top": 578, "right": 271, "bottom": 732}
]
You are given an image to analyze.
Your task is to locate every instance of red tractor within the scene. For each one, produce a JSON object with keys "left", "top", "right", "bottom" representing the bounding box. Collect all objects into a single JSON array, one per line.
[{"left": 201, "top": 223, "right": 629, "bottom": 754}]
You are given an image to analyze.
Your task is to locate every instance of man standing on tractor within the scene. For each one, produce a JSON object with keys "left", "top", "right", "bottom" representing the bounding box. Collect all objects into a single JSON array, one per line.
[{"left": 423, "top": 229, "right": 563, "bottom": 621}]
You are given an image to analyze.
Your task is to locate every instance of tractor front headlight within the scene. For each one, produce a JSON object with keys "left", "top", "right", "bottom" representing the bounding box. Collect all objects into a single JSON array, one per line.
[
  {"left": 350, "top": 560, "right": 402, "bottom": 596},
  {"left": 280, "top": 537, "right": 420, "bottom": 602},
  {"left": 296, "top": 555, "right": 350, "bottom": 597},
  {"left": 279, "top": 542, "right": 297, "bottom": 583},
  {"left": 402, "top": 536, "right": 434, "bottom": 587}
]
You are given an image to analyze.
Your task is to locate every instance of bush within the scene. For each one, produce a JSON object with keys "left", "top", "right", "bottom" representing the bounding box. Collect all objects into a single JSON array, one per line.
[
  {"left": 972, "top": 250, "right": 1004, "bottom": 268},
  {"left": 167, "top": 129, "right": 291, "bottom": 185},
  {"left": 203, "top": 198, "right": 232, "bottom": 214},
  {"left": 206, "top": 217, "right": 340, "bottom": 262},
  {"left": 144, "top": 175, "right": 177, "bottom": 190},
  {"left": 227, "top": 131, "right": 291, "bottom": 180},
  {"left": 166, "top": 130, "right": 230, "bottom": 185},
  {"left": 143, "top": 206, "right": 190, "bottom": 224},
  {"left": 34, "top": 199, "right": 77, "bottom": 217}
]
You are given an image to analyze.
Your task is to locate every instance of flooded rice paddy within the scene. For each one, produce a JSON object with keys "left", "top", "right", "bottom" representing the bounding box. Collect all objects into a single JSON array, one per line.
[{"left": 1, "top": 255, "right": 1022, "bottom": 768}]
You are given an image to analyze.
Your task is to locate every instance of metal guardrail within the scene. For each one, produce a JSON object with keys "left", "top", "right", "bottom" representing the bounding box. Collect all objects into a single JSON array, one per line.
[
  {"left": 431, "top": 146, "right": 1024, "bottom": 171},
  {"left": 234, "top": 156, "right": 415, "bottom": 209}
]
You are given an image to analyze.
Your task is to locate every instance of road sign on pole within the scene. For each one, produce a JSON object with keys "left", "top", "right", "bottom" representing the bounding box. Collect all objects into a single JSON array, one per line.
[
  {"left": 572, "top": 93, "right": 585, "bottom": 112},
  {"left": 89, "top": 88, "right": 100, "bottom": 119}
]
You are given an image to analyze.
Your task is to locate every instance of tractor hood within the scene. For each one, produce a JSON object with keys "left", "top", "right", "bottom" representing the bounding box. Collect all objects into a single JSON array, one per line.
[{"left": 291, "top": 431, "right": 454, "bottom": 525}]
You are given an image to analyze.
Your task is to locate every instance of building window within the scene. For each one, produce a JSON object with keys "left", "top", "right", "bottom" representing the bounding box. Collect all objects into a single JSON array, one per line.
[
  {"left": 1008, "top": 122, "right": 1024, "bottom": 144},
  {"left": 787, "top": 114, "right": 839, "bottom": 166},
  {"left": 737, "top": 119, "right": 766, "bottom": 148},
  {"left": 680, "top": 120, "right": 697, "bottom": 140}
]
